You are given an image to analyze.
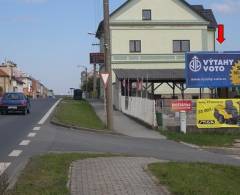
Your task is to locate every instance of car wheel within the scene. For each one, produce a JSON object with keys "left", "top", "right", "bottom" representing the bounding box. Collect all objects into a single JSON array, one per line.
[{"left": 27, "top": 109, "right": 30, "bottom": 114}]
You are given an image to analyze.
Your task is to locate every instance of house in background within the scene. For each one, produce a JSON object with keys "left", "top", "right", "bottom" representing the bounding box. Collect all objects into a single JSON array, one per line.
[
  {"left": 0, "top": 60, "right": 49, "bottom": 98},
  {"left": 96, "top": 0, "right": 217, "bottom": 102},
  {"left": 0, "top": 69, "right": 10, "bottom": 96},
  {"left": 19, "top": 74, "right": 33, "bottom": 97},
  {"left": 12, "top": 77, "right": 24, "bottom": 92},
  {"left": 0, "top": 60, "right": 25, "bottom": 93},
  {"left": 32, "top": 79, "right": 40, "bottom": 99}
]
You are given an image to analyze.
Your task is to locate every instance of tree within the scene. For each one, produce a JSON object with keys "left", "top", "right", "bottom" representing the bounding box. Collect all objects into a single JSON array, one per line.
[{"left": 81, "top": 76, "right": 100, "bottom": 97}]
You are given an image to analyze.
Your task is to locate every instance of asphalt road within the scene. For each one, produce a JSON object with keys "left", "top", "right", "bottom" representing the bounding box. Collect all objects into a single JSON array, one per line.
[
  {"left": 0, "top": 98, "right": 58, "bottom": 182},
  {"left": 1, "top": 98, "right": 240, "bottom": 187}
]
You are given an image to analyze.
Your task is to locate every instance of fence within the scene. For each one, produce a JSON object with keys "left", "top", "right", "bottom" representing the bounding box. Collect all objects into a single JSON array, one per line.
[
  {"left": 155, "top": 99, "right": 196, "bottom": 127},
  {"left": 119, "top": 96, "right": 157, "bottom": 127}
]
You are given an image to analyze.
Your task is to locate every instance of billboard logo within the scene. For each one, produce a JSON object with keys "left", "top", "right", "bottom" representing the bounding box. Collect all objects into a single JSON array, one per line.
[{"left": 189, "top": 56, "right": 201, "bottom": 72}]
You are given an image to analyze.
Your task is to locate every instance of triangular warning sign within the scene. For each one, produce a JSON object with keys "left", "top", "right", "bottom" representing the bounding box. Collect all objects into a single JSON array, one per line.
[{"left": 101, "top": 73, "right": 109, "bottom": 88}]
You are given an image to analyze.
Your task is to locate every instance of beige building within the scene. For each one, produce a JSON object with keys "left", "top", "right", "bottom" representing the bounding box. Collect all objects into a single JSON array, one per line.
[
  {"left": 96, "top": 0, "right": 217, "bottom": 99},
  {"left": 0, "top": 69, "right": 11, "bottom": 96}
]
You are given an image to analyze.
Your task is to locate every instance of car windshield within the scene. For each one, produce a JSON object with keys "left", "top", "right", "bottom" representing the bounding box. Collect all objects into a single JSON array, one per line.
[{"left": 3, "top": 93, "right": 24, "bottom": 100}]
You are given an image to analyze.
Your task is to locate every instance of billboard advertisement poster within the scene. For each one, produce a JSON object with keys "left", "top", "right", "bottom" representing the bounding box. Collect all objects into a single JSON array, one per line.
[
  {"left": 186, "top": 52, "right": 240, "bottom": 88},
  {"left": 197, "top": 99, "right": 240, "bottom": 128}
]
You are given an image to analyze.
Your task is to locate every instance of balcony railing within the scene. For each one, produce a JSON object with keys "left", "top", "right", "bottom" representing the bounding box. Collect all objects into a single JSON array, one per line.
[{"left": 112, "top": 54, "right": 185, "bottom": 63}]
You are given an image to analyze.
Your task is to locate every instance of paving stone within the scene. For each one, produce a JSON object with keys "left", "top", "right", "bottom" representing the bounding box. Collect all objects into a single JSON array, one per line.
[
  {"left": 235, "top": 139, "right": 240, "bottom": 143},
  {"left": 234, "top": 142, "right": 240, "bottom": 148},
  {"left": 70, "top": 157, "right": 170, "bottom": 195}
]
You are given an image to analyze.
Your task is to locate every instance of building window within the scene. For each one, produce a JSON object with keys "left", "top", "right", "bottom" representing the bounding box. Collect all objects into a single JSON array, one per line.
[
  {"left": 173, "top": 40, "right": 190, "bottom": 53},
  {"left": 130, "top": 40, "right": 141, "bottom": 52},
  {"left": 142, "top": 10, "right": 151, "bottom": 20}
]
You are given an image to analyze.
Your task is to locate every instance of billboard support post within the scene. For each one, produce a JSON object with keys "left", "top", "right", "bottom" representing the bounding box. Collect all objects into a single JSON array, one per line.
[{"left": 180, "top": 111, "right": 187, "bottom": 134}]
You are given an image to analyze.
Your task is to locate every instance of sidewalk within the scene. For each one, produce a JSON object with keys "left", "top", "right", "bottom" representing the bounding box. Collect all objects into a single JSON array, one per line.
[
  {"left": 89, "top": 99, "right": 165, "bottom": 139},
  {"left": 70, "top": 157, "right": 170, "bottom": 195}
]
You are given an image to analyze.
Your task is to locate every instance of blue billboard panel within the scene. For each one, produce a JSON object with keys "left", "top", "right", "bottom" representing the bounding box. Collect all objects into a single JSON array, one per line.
[{"left": 186, "top": 52, "right": 240, "bottom": 88}]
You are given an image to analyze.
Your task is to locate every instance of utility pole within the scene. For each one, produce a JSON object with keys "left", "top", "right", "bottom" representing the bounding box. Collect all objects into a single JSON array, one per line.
[
  {"left": 93, "top": 64, "right": 97, "bottom": 98},
  {"left": 85, "top": 67, "right": 88, "bottom": 93},
  {"left": 103, "top": 0, "right": 113, "bottom": 130}
]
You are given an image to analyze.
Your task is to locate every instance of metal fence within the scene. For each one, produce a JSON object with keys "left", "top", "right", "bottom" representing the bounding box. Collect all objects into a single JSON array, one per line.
[{"left": 155, "top": 99, "right": 196, "bottom": 126}]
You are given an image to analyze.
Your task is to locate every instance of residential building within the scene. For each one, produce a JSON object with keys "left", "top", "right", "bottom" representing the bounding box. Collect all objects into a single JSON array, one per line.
[
  {"left": 19, "top": 74, "right": 33, "bottom": 97},
  {"left": 0, "top": 60, "right": 25, "bottom": 93},
  {"left": 0, "top": 69, "right": 10, "bottom": 96},
  {"left": 96, "top": 0, "right": 217, "bottom": 100},
  {"left": 12, "top": 77, "right": 24, "bottom": 92},
  {"left": 32, "top": 79, "right": 41, "bottom": 99}
]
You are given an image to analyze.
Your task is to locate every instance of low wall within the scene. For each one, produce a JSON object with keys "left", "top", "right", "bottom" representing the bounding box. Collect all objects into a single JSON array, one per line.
[{"left": 119, "top": 96, "right": 157, "bottom": 127}]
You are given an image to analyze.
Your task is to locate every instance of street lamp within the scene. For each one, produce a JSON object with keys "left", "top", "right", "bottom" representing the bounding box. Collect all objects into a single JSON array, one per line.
[
  {"left": 70, "top": 88, "right": 75, "bottom": 97},
  {"left": 77, "top": 65, "right": 88, "bottom": 92},
  {"left": 88, "top": 32, "right": 96, "bottom": 36}
]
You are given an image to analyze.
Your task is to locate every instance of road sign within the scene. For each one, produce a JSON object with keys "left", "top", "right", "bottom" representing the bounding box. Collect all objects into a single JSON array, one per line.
[
  {"left": 186, "top": 52, "right": 240, "bottom": 88},
  {"left": 90, "top": 53, "right": 105, "bottom": 64},
  {"left": 171, "top": 100, "right": 192, "bottom": 112},
  {"left": 101, "top": 73, "right": 109, "bottom": 88},
  {"left": 217, "top": 24, "right": 225, "bottom": 44}
]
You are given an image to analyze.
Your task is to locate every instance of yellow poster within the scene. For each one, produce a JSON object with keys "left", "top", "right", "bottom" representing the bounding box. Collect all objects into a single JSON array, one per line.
[{"left": 197, "top": 99, "right": 240, "bottom": 128}]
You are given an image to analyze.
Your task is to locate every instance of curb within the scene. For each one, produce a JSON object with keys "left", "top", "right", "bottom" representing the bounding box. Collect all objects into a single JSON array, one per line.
[
  {"left": 179, "top": 141, "right": 200, "bottom": 149},
  {"left": 144, "top": 162, "right": 171, "bottom": 195},
  {"left": 50, "top": 119, "right": 123, "bottom": 136}
]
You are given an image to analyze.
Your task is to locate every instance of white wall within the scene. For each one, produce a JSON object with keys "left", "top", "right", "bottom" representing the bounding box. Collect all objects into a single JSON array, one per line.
[{"left": 120, "top": 96, "right": 157, "bottom": 127}]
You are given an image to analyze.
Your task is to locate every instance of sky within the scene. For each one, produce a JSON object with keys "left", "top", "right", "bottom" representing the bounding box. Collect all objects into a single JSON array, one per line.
[{"left": 0, "top": 0, "right": 239, "bottom": 95}]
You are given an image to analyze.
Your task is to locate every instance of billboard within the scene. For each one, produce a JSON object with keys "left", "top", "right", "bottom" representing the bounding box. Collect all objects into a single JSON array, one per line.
[
  {"left": 197, "top": 99, "right": 240, "bottom": 128},
  {"left": 90, "top": 53, "right": 104, "bottom": 64},
  {"left": 186, "top": 52, "right": 240, "bottom": 88}
]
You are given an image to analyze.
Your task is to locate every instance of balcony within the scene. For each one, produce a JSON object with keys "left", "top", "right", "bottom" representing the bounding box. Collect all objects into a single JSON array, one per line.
[{"left": 112, "top": 54, "right": 185, "bottom": 64}]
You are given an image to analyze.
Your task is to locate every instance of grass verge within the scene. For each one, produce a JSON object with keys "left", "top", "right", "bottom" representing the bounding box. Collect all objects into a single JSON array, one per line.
[
  {"left": 7, "top": 153, "right": 115, "bottom": 195},
  {"left": 149, "top": 162, "right": 240, "bottom": 195},
  {"left": 53, "top": 99, "right": 105, "bottom": 130},
  {"left": 160, "top": 130, "right": 240, "bottom": 147}
]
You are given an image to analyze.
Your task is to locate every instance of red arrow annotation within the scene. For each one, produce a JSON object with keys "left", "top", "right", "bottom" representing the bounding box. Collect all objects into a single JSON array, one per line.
[{"left": 216, "top": 24, "right": 225, "bottom": 44}]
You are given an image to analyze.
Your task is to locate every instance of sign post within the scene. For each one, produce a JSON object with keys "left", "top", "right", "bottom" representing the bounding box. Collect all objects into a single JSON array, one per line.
[
  {"left": 100, "top": 73, "right": 110, "bottom": 125},
  {"left": 180, "top": 111, "right": 187, "bottom": 134},
  {"left": 171, "top": 100, "right": 192, "bottom": 134}
]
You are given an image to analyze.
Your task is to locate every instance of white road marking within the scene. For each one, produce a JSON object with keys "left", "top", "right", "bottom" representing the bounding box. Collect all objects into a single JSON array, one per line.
[
  {"left": 33, "top": 126, "right": 41, "bottom": 131},
  {"left": 9, "top": 150, "right": 22, "bottom": 157},
  {"left": 0, "top": 162, "right": 11, "bottom": 175},
  {"left": 28, "top": 133, "right": 36, "bottom": 137},
  {"left": 19, "top": 140, "right": 31, "bottom": 146},
  {"left": 38, "top": 99, "right": 61, "bottom": 125}
]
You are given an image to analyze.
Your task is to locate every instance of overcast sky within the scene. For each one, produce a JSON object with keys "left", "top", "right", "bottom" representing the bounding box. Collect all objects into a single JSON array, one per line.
[{"left": 0, "top": 0, "right": 239, "bottom": 94}]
